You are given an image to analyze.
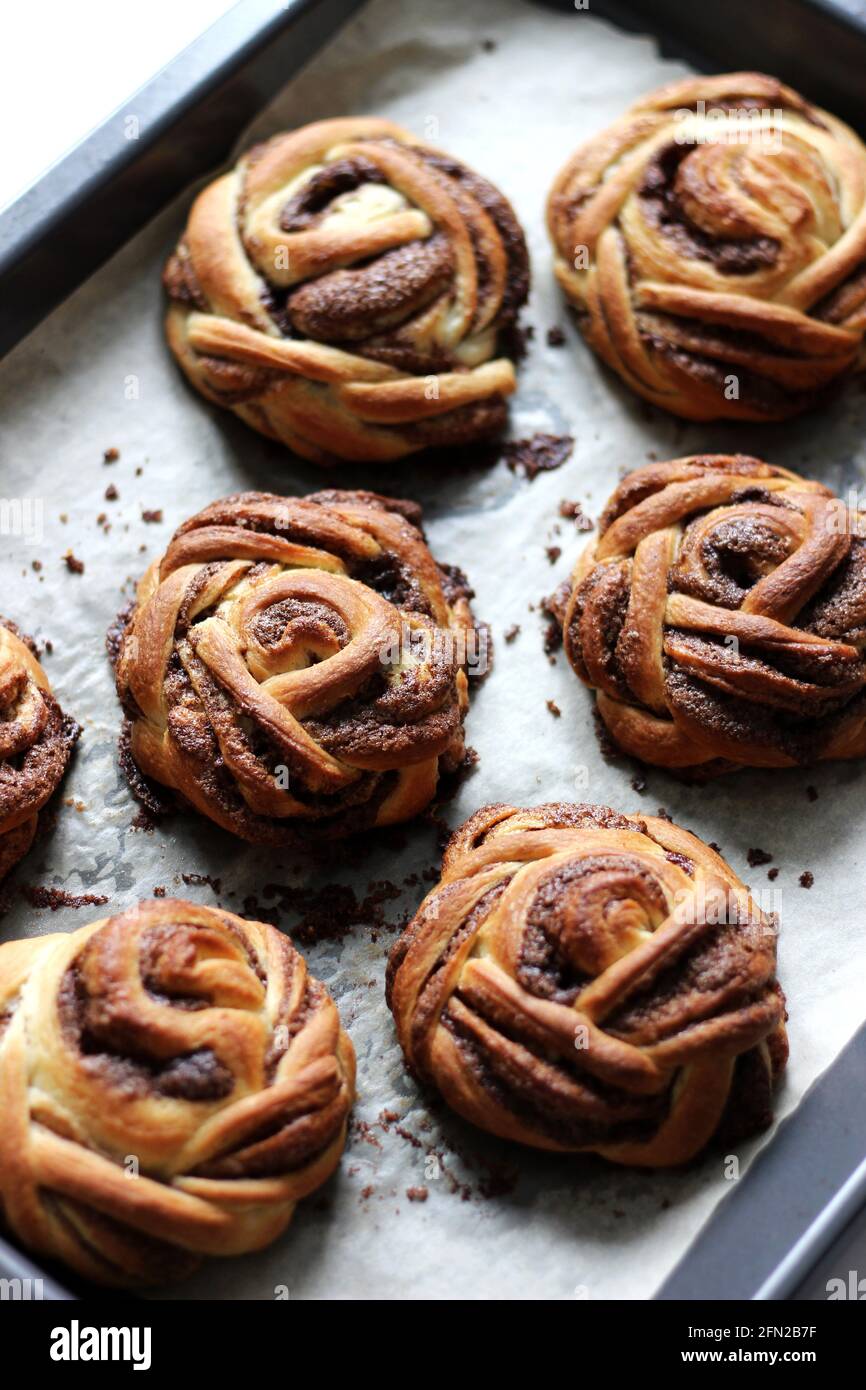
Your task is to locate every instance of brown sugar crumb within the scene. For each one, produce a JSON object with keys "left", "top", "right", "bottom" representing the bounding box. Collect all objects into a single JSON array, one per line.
[
  {"left": 103, "top": 447, "right": 120, "bottom": 463},
  {"left": 631, "top": 772, "right": 647, "bottom": 793},
  {"left": 504, "top": 623, "right": 521, "bottom": 644},
  {"left": 62, "top": 551, "right": 84, "bottom": 574},
  {"left": 806, "top": 785, "right": 818, "bottom": 802},
  {"left": 406, "top": 1187, "right": 429, "bottom": 1203},
  {"left": 545, "top": 545, "right": 562, "bottom": 565},
  {"left": 503, "top": 433, "right": 574, "bottom": 481},
  {"left": 656, "top": 807, "right": 673, "bottom": 822},
  {"left": 546, "top": 699, "right": 562, "bottom": 718},
  {"left": 105, "top": 483, "right": 119, "bottom": 501},
  {"left": 262, "top": 878, "right": 406, "bottom": 944},
  {"left": 20, "top": 886, "right": 108, "bottom": 911},
  {"left": 799, "top": 870, "right": 814, "bottom": 888},
  {"left": 31, "top": 559, "right": 42, "bottom": 572},
  {"left": 546, "top": 326, "right": 566, "bottom": 347},
  {"left": 768, "top": 867, "right": 779, "bottom": 881},
  {"left": 747, "top": 847, "right": 773, "bottom": 868},
  {"left": 541, "top": 583, "right": 568, "bottom": 660},
  {"left": 153, "top": 886, "right": 166, "bottom": 897},
  {"left": 141, "top": 508, "right": 163, "bottom": 524},
  {"left": 558, "top": 498, "right": 594, "bottom": 532},
  {"left": 182, "top": 871, "right": 222, "bottom": 894}
]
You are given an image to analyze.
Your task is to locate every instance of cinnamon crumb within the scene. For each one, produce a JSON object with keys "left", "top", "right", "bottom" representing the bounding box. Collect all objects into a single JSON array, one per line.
[
  {"left": 503, "top": 433, "right": 573, "bottom": 481},
  {"left": 558, "top": 498, "right": 594, "bottom": 531},
  {"left": 20, "top": 886, "right": 108, "bottom": 911},
  {"left": 747, "top": 847, "right": 773, "bottom": 868}
]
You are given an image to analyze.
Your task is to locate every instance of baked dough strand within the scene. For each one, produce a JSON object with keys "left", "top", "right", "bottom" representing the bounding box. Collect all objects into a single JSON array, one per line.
[
  {"left": 111, "top": 489, "right": 478, "bottom": 841},
  {"left": 555, "top": 454, "right": 866, "bottom": 774},
  {"left": 165, "top": 118, "right": 529, "bottom": 461},
  {"left": 0, "top": 619, "right": 79, "bottom": 880},
  {"left": 387, "top": 802, "right": 787, "bottom": 1166},
  {"left": 0, "top": 899, "right": 355, "bottom": 1285},
  {"left": 547, "top": 73, "right": 866, "bottom": 420}
]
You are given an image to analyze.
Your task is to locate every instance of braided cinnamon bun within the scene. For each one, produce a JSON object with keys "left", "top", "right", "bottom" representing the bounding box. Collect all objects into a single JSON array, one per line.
[
  {"left": 387, "top": 802, "right": 787, "bottom": 1167},
  {"left": 111, "top": 489, "right": 479, "bottom": 841},
  {"left": 0, "top": 619, "right": 79, "bottom": 881},
  {"left": 164, "top": 118, "right": 529, "bottom": 462},
  {"left": 0, "top": 898, "right": 355, "bottom": 1285},
  {"left": 555, "top": 454, "right": 866, "bottom": 774},
  {"left": 547, "top": 73, "right": 866, "bottom": 420}
]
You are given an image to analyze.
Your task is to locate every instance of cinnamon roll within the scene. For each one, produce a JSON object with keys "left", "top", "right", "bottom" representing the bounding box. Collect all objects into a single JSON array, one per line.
[
  {"left": 0, "top": 619, "right": 79, "bottom": 881},
  {"left": 164, "top": 118, "right": 529, "bottom": 462},
  {"left": 0, "top": 898, "right": 355, "bottom": 1285},
  {"left": 554, "top": 454, "right": 866, "bottom": 773},
  {"left": 547, "top": 73, "right": 866, "bottom": 420},
  {"left": 110, "top": 489, "right": 480, "bottom": 841},
  {"left": 387, "top": 802, "right": 787, "bottom": 1166}
]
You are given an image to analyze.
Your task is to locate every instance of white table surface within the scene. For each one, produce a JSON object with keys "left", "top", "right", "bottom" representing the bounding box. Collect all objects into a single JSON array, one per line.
[{"left": 0, "top": 0, "right": 238, "bottom": 212}]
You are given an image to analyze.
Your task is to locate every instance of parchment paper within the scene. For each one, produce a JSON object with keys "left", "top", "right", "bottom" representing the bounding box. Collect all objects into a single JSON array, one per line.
[{"left": 1, "top": 0, "right": 865, "bottom": 1301}]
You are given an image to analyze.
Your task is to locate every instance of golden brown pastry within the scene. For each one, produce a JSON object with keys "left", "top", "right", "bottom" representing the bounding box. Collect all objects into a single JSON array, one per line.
[
  {"left": 110, "top": 489, "right": 479, "bottom": 842},
  {"left": 0, "top": 898, "right": 355, "bottom": 1285},
  {"left": 547, "top": 73, "right": 866, "bottom": 420},
  {"left": 554, "top": 454, "right": 866, "bottom": 774},
  {"left": 388, "top": 802, "right": 787, "bottom": 1167},
  {"left": 0, "top": 619, "right": 79, "bottom": 881},
  {"left": 164, "top": 117, "right": 529, "bottom": 462}
]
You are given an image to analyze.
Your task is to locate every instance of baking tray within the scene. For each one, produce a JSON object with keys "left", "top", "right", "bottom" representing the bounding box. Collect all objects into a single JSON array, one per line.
[{"left": 2, "top": 0, "right": 866, "bottom": 1302}]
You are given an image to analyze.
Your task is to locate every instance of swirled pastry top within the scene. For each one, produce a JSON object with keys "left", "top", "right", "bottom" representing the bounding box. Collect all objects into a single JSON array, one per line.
[
  {"left": 556, "top": 454, "right": 866, "bottom": 773},
  {"left": 547, "top": 73, "right": 866, "bottom": 420},
  {"left": 0, "top": 619, "right": 79, "bottom": 881},
  {"left": 0, "top": 898, "right": 355, "bottom": 1285},
  {"left": 388, "top": 802, "right": 787, "bottom": 1167},
  {"left": 164, "top": 117, "right": 529, "bottom": 462},
  {"left": 111, "top": 489, "right": 478, "bottom": 842}
]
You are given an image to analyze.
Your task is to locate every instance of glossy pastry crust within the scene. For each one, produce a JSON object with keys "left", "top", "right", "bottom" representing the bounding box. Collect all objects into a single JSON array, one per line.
[
  {"left": 164, "top": 117, "right": 529, "bottom": 462},
  {"left": 547, "top": 73, "right": 866, "bottom": 420},
  {"left": 554, "top": 454, "right": 866, "bottom": 774},
  {"left": 387, "top": 802, "right": 787, "bottom": 1167},
  {"left": 0, "top": 898, "right": 355, "bottom": 1286},
  {"left": 0, "top": 619, "right": 79, "bottom": 881},
  {"left": 110, "top": 489, "right": 479, "bottom": 842}
]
